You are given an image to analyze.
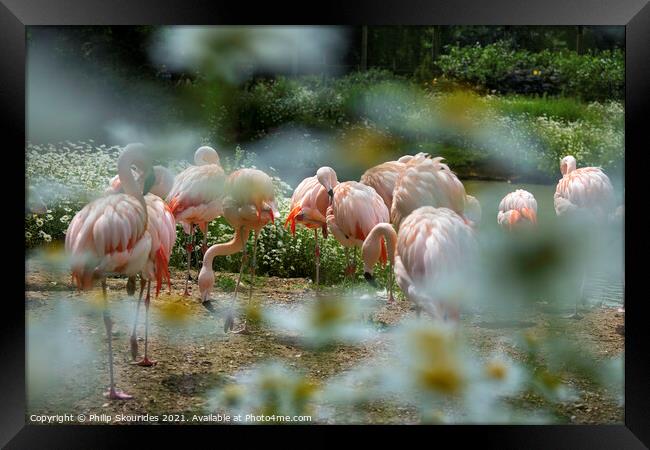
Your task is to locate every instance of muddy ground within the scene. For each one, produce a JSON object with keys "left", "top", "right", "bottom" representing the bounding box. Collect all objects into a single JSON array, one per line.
[{"left": 25, "top": 261, "right": 624, "bottom": 425}]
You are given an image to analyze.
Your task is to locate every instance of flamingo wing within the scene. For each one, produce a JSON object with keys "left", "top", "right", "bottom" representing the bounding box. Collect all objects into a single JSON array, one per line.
[
  {"left": 555, "top": 167, "right": 614, "bottom": 218},
  {"left": 66, "top": 194, "right": 151, "bottom": 289},
  {"left": 391, "top": 157, "right": 467, "bottom": 229},
  {"left": 166, "top": 164, "right": 226, "bottom": 223},
  {"left": 360, "top": 161, "right": 404, "bottom": 210}
]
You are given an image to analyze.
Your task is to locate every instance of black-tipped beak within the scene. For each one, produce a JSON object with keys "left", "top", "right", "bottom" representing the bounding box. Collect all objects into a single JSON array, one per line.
[
  {"left": 328, "top": 189, "right": 334, "bottom": 198},
  {"left": 143, "top": 168, "right": 156, "bottom": 195},
  {"left": 364, "top": 272, "right": 378, "bottom": 287}
]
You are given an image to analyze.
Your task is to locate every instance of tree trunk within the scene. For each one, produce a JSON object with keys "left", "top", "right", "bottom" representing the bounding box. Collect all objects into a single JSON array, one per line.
[
  {"left": 576, "top": 25, "right": 584, "bottom": 54},
  {"left": 432, "top": 26, "right": 441, "bottom": 61},
  {"left": 361, "top": 26, "right": 368, "bottom": 71}
]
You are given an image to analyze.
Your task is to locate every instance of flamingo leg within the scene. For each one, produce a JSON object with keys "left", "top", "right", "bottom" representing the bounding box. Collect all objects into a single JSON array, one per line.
[
  {"left": 183, "top": 225, "right": 194, "bottom": 296},
  {"left": 314, "top": 229, "right": 320, "bottom": 287},
  {"left": 234, "top": 232, "right": 258, "bottom": 335},
  {"left": 225, "top": 227, "right": 249, "bottom": 332},
  {"left": 202, "top": 222, "right": 209, "bottom": 257},
  {"left": 129, "top": 276, "right": 147, "bottom": 360},
  {"left": 137, "top": 281, "right": 156, "bottom": 366},
  {"left": 344, "top": 247, "right": 352, "bottom": 279},
  {"left": 387, "top": 261, "right": 394, "bottom": 303},
  {"left": 102, "top": 278, "right": 132, "bottom": 400},
  {"left": 566, "top": 269, "right": 586, "bottom": 320}
]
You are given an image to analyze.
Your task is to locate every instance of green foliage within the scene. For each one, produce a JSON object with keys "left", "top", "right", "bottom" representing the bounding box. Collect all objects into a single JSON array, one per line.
[{"left": 436, "top": 42, "right": 624, "bottom": 101}]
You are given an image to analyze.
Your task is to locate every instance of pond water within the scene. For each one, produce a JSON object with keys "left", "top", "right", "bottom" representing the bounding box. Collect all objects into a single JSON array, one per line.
[
  {"left": 463, "top": 179, "right": 624, "bottom": 307},
  {"left": 464, "top": 179, "right": 558, "bottom": 230}
]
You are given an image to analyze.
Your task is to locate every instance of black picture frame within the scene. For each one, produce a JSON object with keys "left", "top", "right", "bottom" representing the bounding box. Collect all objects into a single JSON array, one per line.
[{"left": 4, "top": 0, "right": 649, "bottom": 447}]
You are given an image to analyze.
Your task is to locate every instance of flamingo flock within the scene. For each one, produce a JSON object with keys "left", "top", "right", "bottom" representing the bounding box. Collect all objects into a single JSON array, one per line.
[{"left": 65, "top": 143, "right": 620, "bottom": 400}]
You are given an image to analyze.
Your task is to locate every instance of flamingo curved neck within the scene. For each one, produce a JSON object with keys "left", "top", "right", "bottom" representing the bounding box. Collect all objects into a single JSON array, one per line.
[
  {"left": 362, "top": 223, "right": 397, "bottom": 272},
  {"left": 203, "top": 227, "right": 249, "bottom": 267},
  {"left": 117, "top": 145, "right": 149, "bottom": 228}
]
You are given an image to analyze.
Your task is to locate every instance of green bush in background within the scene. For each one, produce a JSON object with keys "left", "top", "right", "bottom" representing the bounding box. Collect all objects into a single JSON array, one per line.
[{"left": 436, "top": 42, "right": 624, "bottom": 101}]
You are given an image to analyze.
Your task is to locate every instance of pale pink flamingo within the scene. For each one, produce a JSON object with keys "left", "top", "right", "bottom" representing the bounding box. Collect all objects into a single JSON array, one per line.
[
  {"left": 554, "top": 155, "right": 615, "bottom": 220},
  {"left": 166, "top": 146, "right": 226, "bottom": 296},
  {"left": 106, "top": 166, "right": 176, "bottom": 364},
  {"left": 390, "top": 157, "right": 469, "bottom": 231},
  {"left": 364, "top": 206, "right": 476, "bottom": 321},
  {"left": 497, "top": 189, "right": 537, "bottom": 230},
  {"left": 321, "top": 173, "right": 390, "bottom": 279},
  {"left": 554, "top": 155, "right": 616, "bottom": 318},
  {"left": 65, "top": 143, "right": 154, "bottom": 399},
  {"left": 198, "top": 168, "right": 278, "bottom": 334},
  {"left": 359, "top": 153, "right": 429, "bottom": 211},
  {"left": 284, "top": 167, "right": 338, "bottom": 285}
]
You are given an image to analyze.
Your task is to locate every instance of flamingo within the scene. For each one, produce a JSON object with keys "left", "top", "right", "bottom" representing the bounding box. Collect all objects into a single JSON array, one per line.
[
  {"left": 554, "top": 156, "right": 615, "bottom": 220},
  {"left": 106, "top": 166, "right": 176, "bottom": 365},
  {"left": 554, "top": 155, "right": 616, "bottom": 319},
  {"left": 284, "top": 167, "right": 338, "bottom": 285},
  {"left": 359, "top": 153, "right": 429, "bottom": 211},
  {"left": 390, "top": 157, "right": 469, "bottom": 231},
  {"left": 364, "top": 206, "right": 477, "bottom": 321},
  {"left": 198, "top": 168, "right": 278, "bottom": 334},
  {"left": 166, "top": 146, "right": 226, "bottom": 296},
  {"left": 65, "top": 143, "right": 154, "bottom": 400},
  {"left": 497, "top": 189, "right": 537, "bottom": 230},
  {"left": 361, "top": 223, "right": 397, "bottom": 302},
  {"left": 320, "top": 172, "right": 390, "bottom": 280}
]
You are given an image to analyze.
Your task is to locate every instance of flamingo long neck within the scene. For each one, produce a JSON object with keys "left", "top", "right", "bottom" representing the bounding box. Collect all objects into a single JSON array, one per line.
[
  {"left": 118, "top": 146, "right": 149, "bottom": 227},
  {"left": 203, "top": 226, "right": 250, "bottom": 268},
  {"left": 363, "top": 223, "right": 397, "bottom": 272}
]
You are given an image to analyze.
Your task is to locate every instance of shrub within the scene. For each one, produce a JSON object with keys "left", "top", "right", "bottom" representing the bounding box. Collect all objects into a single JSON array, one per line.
[{"left": 436, "top": 42, "right": 624, "bottom": 101}]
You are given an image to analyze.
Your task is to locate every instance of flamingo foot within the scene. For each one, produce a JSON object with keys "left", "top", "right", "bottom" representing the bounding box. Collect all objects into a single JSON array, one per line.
[
  {"left": 182, "top": 287, "right": 191, "bottom": 297},
  {"left": 231, "top": 324, "right": 250, "bottom": 335},
  {"left": 103, "top": 388, "right": 133, "bottom": 400},
  {"left": 129, "top": 336, "right": 139, "bottom": 360},
  {"left": 224, "top": 313, "right": 235, "bottom": 333},
  {"left": 387, "top": 294, "right": 395, "bottom": 304},
  {"left": 134, "top": 357, "right": 157, "bottom": 367},
  {"left": 564, "top": 312, "right": 583, "bottom": 320}
]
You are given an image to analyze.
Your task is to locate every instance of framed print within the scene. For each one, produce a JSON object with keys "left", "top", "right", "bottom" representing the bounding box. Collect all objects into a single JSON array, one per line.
[{"left": 3, "top": 0, "right": 649, "bottom": 447}]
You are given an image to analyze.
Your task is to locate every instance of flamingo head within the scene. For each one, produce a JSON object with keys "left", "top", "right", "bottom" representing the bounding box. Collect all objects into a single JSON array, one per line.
[
  {"left": 148, "top": 166, "right": 175, "bottom": 198},
  {"left": 316, "top": 167, "right": 338, "bottom": 203},
  {"left": 198, "top": 264, "right": 214, "bottom": 304},
  {"left": 142, "top": 166, "right": 157, "bottom": 195},
  {"left": 194, "top": 146, "right": 220, "bottom": 166},
  {"left": 560, "top": 155, "right": 577, "bottom": 176}
]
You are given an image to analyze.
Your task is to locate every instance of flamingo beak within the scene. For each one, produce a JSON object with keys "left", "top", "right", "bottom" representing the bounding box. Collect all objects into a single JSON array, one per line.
[{"left": 364, "top": 272, "right": 378, "bottom": 288}]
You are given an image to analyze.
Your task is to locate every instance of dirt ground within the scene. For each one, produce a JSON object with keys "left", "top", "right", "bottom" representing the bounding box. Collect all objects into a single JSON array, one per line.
[{"left": 25, "top": 261, "right": 624, "bottom": 425}]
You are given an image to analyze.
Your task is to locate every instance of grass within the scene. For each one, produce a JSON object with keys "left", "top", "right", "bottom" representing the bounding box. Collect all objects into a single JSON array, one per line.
[{"left": 490, "top": 95, "right": 604, "bottom": 123}]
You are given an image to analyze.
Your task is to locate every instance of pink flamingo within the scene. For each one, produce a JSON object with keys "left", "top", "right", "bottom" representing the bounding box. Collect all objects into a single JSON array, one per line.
[
  {"left": 106, "top": 166, "right": 176, "bottom": 365},
  {"left": 390, "top": 157, "right": 469, "bottom": 231},
  {"left": 166, "top": 146, "right": 226, "bottom": 296},
  {"left": 464, "top": 194, "right": 482, "bottom": 229},
  {"left": 554, "top": 156, "right": 615, "bottom": 220},
  {"left": 361, "top": 223, "right": 397, "bottom": 302},
  {"left": 65, "top": 143, "right": 154, "bottom": 399},
  {"left": 198, "top": 168, "right": 278, "bottom": 334},
  {"left": 364, "top": 206, "right": 477, "bottom": 321},
  {"left": 359, "top": 153, "right": 429, "bottom": 211},
  {"left": 554, "top": 155, "right": 616, "bottom": 319},
  {"left": 320, "top": 172, "right": 390, "bottom": 279},
  {"left": 284, "top": 167, "right": 338, "bottom": 285},
  {"left": 497, "top": 189, "right": 537, "bottom": 230}
]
